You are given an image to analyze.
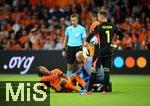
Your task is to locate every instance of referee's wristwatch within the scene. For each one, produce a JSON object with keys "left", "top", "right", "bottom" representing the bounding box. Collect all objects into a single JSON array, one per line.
[{"left": 62, "top": 48, "right": 66, "bottom": 52}]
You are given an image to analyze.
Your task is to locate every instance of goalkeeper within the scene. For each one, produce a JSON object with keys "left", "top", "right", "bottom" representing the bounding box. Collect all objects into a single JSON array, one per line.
[{"left": 86, "top": 10, "right": 124, "bottom": 94}]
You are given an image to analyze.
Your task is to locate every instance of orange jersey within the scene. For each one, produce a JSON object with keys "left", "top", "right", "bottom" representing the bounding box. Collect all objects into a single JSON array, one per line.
[
  {"left": 89, "top": 21, "right": 100, "bottom": 33},
  {"left": 41, "top": 69, "right": 63, "bottom": 90},
  {"left": 88, "top": 21, "right": 100, "bottom": 56}
]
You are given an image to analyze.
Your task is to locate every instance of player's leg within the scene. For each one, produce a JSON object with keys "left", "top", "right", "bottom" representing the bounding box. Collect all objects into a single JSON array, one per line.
[
  {"left": 92, "top": 44, "right": 99, "bottom": 62},
  {"left": 60, "top": 79, "right": 79, "bottom": 92},
  {"left": 67, "top": 64, "right": 73, "bottom": 76},
  {"left": 92, "top": 66, "right": 105, "bottom": 92},
  {"left": 70, "top": 74, "right": 86, "bottom": 88},
  {"left": 87, "top": 57, "right": 101, "bottom": 92},
  {"left": 87, "top": 68, "right": 96, "bottom": 92},
  {"left": 66, "top": 46, "right": 74, "bottom": 76},
  {"left": 87, "top": 45, "right": 99, "bottom": 92},
  {"left": 102, "top": 56, "right": 111, "bottom": 93},
  {"left": 96, "top": 65, "right": 105, "bottom": 82},
  {"left": 74, "top": 46, "right": 83, "bottom": 77}
]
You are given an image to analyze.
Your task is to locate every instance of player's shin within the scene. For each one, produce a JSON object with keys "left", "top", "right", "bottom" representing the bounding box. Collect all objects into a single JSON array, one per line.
[
  {"left": 87, "top": 70, "right": 97, "bottom": 92},
  {"left": 103, "top": 68, "right": 110, "bottom": 92},
  {"left": 75, "top": 75, "right": 86, "bottom": 87},
  {"left": 64, "top": 81, "right": 79, "bottom": 92}
]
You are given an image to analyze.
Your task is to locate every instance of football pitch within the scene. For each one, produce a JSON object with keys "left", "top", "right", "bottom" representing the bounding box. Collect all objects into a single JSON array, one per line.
[{"left": 0, "top": 74, "right": 150, "bottom": 106}]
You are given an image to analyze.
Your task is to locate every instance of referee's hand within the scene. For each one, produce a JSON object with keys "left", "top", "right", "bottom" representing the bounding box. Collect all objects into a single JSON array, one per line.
[{"left": 62, "top": 48, "right": 66, "bottom": 58}]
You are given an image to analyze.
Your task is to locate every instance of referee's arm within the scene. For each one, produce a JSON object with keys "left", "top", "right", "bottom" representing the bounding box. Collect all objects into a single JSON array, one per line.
[
  {"left": 62, "top": 35, "right": 68, "bottom": 49},
  {"left": 62, "top": 35, "right": 68, "bottom": 58},
  {"left": 83, "top": 38, "right": 88, "bottom": 46}
]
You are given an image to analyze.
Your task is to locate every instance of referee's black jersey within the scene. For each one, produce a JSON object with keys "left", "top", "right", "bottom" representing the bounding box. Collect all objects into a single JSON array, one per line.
[{"left": 87, "top": 21, "right": 124, "bottom": 56}]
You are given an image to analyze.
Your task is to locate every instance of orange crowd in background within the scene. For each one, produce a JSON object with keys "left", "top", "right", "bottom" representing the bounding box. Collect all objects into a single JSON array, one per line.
[{"left": 0, "top": 0, "right": 149, "bottom": 50}]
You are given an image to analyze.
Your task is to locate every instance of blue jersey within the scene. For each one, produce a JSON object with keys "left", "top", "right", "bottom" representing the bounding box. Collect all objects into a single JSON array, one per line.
[{"left": 65, "top": 25, "right": 86, "bottom": 47}]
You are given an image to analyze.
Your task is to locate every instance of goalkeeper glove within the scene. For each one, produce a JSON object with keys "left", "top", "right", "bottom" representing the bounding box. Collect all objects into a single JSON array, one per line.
[{"left": 82, "top": 46, "right": 89, "bottom": 58}]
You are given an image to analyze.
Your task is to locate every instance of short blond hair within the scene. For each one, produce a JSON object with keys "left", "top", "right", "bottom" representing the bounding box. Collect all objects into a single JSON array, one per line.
[
  {"left": 98, "top": 10, "right": 108, "bottom": 18},
  {"left": 70, "top": 13, "right": 79, "bottom": 19}
]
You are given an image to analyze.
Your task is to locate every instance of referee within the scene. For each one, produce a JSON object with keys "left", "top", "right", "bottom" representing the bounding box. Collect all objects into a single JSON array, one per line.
[{"left": 62, "top": 14, "right": 87, "bottom": 76}]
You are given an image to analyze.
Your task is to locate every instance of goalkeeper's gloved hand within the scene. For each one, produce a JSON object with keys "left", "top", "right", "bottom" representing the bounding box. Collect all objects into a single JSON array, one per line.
[
  {"left": 110, "top": 40, "right": 121, "bottom": 50},
  {"left": 110, "top": 44, "right": 118, "bottom": 50},
  {"left": 82, "top": 46, "right": 89, "bottom": 58}
]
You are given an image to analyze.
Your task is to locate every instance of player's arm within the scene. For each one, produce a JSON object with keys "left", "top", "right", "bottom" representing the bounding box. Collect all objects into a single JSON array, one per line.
[
  {"left": 81, "top": 27, "right": 90, "bottom": 57},
  {"left": 62, "top": 27, "right": 69, "bottom": 57},
  {"left": 111, "top": 26, "right": 124, "bottom": 49},
  {"left": 81, "top": 27, "right": 88, "bottom": 46},
  {"left": 76, "top": 66, "right": 84, "bottom": 75},
  {"left": 40, "top": 76, "right": 51, "bottom": 92},
  {"left": 62, "top": 36, "right": 68, "bottom": 50},
  {"left": 55, "top": 69, "right": 69, "bottom": 80},
  {"left": 86, "top": 25, "right": 99, "bottom": 43},
  {"left": 62, "top": 35, "right": 68, "bottom": 58},
  {"left": 83, "top": 38, "right": 88, "bottom": 46},
  {"left": 62, "top": 35, "right": 68, "bottom": 52},
  {"left": 115, "top": 26, "right": 124, "bottom": 44}
]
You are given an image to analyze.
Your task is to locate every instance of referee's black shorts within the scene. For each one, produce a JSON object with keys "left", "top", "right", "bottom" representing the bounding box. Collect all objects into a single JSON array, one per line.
[{"left": 67, "top": 46, "right": 82, "bottom": 64}]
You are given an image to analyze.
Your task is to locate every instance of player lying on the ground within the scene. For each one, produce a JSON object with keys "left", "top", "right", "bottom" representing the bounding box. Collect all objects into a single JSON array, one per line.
[
  {"left": 76, "top": 51, "right": 112, "bottom": 92},
  {"left": 36, "top": 66, "right": 86, "bottom": 93}
]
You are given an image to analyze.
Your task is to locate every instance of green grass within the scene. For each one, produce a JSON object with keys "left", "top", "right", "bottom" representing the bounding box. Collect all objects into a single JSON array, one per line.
[{"left": 0, "top": 75, "right": 150, "bottom": 106}]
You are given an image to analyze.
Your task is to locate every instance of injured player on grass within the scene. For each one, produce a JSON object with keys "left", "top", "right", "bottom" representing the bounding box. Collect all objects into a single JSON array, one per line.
[{"left": 36, "top": 66, "right": 87, "bottom": 94}]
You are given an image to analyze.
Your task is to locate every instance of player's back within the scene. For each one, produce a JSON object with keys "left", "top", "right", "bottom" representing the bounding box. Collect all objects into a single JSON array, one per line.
[
  {"left": 99, "top": 22, "right": 116, "bottom": 48},
  {"left": 97, "top": 22, "right": 121, "bottom": 55}
]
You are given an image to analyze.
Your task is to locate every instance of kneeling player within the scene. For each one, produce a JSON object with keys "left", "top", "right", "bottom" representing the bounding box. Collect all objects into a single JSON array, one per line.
[
  {"left": 76, "top": 51, "right": 106, "bottom": 92},
  {"left": 37, "top": 66, "right": 86, "bottom": 93}
]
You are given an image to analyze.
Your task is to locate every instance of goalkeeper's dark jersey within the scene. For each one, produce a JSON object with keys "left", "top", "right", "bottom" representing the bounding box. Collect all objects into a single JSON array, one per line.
[{"left": 86, "top": 21, "right": 124, "bottom": 56}]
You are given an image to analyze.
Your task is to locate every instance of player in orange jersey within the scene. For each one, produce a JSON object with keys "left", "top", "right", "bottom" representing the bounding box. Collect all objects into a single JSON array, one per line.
[
  {"left": 86, "top": 10, "right": 100, "bottom": 57},
  {"left": 36, "top": 66, "right": 86, "bottom": 93}
]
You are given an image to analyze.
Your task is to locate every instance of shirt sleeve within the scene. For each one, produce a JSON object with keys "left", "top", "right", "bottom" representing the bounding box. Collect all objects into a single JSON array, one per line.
[
  {"left": 54, "top": 69, "right": 63, "bottom": 76},
  {"left": 81, "top": 27, "right": 86, "bottom": 39},
  {"left": 114, "top": 26, "right": 124, "bottom": 40},
  {"left": 41, "top": 76, "right": 50, "bottom": 82},
  {"left": 65, "top": 27, "right": 69, "bottom": 37},
  {"left": 86, "top": 25, "right": 99, "bottom": 43}
]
